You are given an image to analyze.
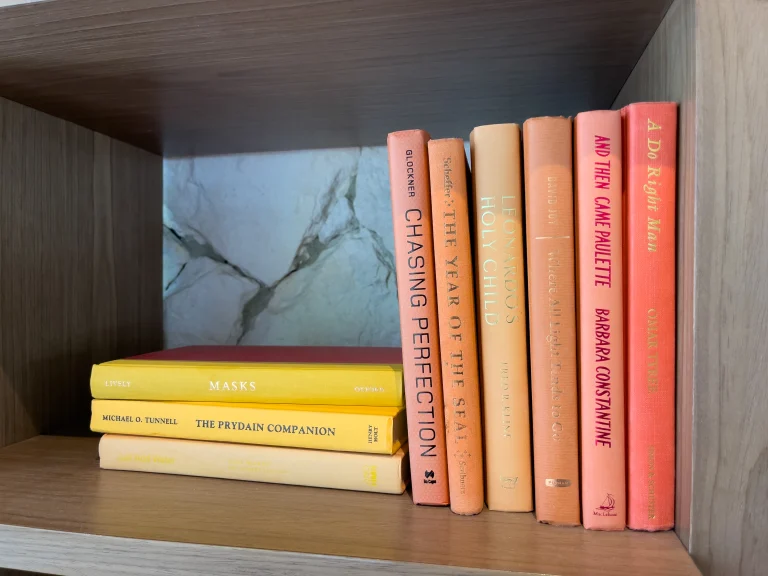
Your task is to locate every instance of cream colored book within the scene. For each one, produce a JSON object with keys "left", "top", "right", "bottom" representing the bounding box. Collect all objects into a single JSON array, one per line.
[
  {"left": 471, "top": 124, "right": 533, "bottom": 512},
  {"left": 99, "top": 434, "right": 409, "bottom": 494}
]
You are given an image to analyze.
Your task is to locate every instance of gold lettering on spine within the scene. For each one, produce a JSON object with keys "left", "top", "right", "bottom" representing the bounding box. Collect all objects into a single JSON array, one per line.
[{"left": 646, "top": 119, "right": 663, "bottom": 251}]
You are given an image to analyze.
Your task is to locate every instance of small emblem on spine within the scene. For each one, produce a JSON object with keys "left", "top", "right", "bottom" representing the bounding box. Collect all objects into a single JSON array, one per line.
[{"left": 545, "top": 478, "right": 572, "bottom": 488}]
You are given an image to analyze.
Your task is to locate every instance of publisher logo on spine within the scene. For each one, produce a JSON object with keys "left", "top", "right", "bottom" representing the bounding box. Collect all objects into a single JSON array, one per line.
[{"left": 594, "top": 493, "right": 618, "bottom": 517}]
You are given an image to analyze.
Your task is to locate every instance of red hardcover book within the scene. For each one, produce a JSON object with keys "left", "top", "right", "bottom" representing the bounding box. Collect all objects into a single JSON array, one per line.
[
  {"left": 130, "top": 346, "right": 402, "bottom": 364},
  {"left": 575, "top": 110, "right": 626, "bottom": 530},
  {"left": 623, "top": 102, "right": 677, "bottom": 531},
  {"left": 387, "top": 130, "right": 450, "bottom": 506}
]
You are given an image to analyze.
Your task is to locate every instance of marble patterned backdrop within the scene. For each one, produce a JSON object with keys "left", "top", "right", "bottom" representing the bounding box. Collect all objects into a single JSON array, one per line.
[{"left": 163, "top": 146, "right": 403, "bottom": 348}]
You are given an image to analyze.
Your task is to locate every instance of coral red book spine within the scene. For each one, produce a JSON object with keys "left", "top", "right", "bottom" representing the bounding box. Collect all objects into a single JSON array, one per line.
[
  {"left": 387, "top": 130, "right": 450, "bottom": 506},
  {"left": 624, "top": 103, "right": 677, "bottom": 531},
  {"left": 575, "top": 110, "right": 626, "bottom": 530},
  {"left": 428, "top": 138, "right": 485, "bottom": 515}
]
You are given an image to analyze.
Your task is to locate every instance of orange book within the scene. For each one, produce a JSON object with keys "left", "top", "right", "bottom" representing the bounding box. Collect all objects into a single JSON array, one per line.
[
  {"left": 387, "top": 130, "right": 450, "bottom": 506},
  {"left": 575, "top": 111, "right": 626, "bottom": 530},
  {"left": 522, "top": 117, "right": 581, "bottom": 526},
  {"left": 470, "top": 124, "right": 533, "bottom": 512},
  {"left": 428, "top": 138, "right": 485, "bottom": 515},
  {"left": 623, "top": 103, "right": 677, "bottom": 531}
]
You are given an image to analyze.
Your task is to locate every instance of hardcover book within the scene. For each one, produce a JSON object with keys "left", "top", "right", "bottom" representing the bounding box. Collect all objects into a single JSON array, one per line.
[
  {"left": 428, "top": 138, "right": 485, "bottom": 515},
  {"left": 91, "top": 346, "right": 404, "bottom": 407},
  {"left": 575, "top": 110, "right": 626, "bottom": 530},
  {"left": 470, "top": 124, "right": 533, "bottom": 512},
  {"left": 91, "top": 400, "right": 406, "bottom": 455},
  {"left": 623, "top": 102, "right": 678, "bottom": 531},
  {"left": 99, "top": 435, "right": 409, "bottom": 494},
  {"left": 522, "top": 117, "right": 581, "bottom": 526},
  {"left": 387, "top": 129, "right": 450, "bottom": 505}
]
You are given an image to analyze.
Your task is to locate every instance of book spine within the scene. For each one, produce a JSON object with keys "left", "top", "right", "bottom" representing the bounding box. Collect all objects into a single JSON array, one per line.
[
  {"left": 387, "top": 130, "right": 450, "bottom": 505},
  {"left": 575, "top": 110, "right": 626, "bottom": 530},
  {"left": 99, "top": 435, "right": 409, "bottom": 494},
  {"left": 470, "top": 124, "right": 533, "bottom": 512},
  {"left": 624, "top": 103, "right": 677, "bottom": 531},
  {"left": 522, "top": 117, "right": 581, "bottom": 526},
  {"left": 90, "top": 363, "right": 404, "bottom": 407},
  {"left": 90, "top": 400, "right": 405, "bottom": 455},
  {"left": 428, "top": 138, "right": 484, "bottom": 515}
]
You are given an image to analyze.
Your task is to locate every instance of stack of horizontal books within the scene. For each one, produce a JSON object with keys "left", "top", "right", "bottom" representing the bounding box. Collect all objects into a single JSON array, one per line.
[{"left": 90, "top": 346, "right": 409, "bottom": 494}]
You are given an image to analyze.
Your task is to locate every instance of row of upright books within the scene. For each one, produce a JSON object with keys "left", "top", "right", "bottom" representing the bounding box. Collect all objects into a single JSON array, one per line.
[
  {"left": 387, "top": 104, "right": 677, "bottom": 530},
  {"left": 90, "top": 102, "right": 676, "bottom": 534}
]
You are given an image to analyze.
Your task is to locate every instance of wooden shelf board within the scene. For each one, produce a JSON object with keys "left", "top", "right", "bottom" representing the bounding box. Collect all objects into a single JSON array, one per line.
[
  {"left": 0, "top": 436, "right": 698, "bottom": 575},
  {"left": 0, "top": 0, "right": 673, "bottom": 156}
]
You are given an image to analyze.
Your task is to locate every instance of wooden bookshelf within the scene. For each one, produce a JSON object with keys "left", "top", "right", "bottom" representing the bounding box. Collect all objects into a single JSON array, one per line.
[
  {"left": 0, "top": 436, "right": 697, "bottom": 576},
  {"left": 1, "top": 0, "right": 766, "bottom": 574}
]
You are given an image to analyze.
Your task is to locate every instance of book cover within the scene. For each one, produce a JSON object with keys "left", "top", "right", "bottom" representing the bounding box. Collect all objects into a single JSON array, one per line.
[
  {"left": 574, "top": 110, "right": 626, "bottom": 530},
  {"left": 99, "top": 435, "right": 409, "bottom": 494},
  {"left": 623, "top": 102, "right": 677, "bottom": 531},
  {"left": 91, "top": 400, "right": 406, "bottom": 455},
  {"left": 428, "top": 138, "right": 484, "bottom": 515},
  {"left": 522, "top": 117, "right": 581, "bottom": 526},
  {"left": 387, "top": 129, "right": 450, "bottom": 505},
  {"left": 91, "top": 346, "right": 404, "bottom": 407},
  {"left": 470, "top": 124, "right": 533, "bottom": 512}
]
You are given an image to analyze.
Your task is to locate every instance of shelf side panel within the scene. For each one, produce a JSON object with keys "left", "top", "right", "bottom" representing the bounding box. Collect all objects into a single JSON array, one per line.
[{"left": 0, "top": 97, "right": 162, "bottom": 448}]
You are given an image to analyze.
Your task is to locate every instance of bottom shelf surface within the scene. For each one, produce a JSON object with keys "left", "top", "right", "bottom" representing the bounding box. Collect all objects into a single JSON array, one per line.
[{"left": 0, "top": 436, "right": 698, "bottom": 576}]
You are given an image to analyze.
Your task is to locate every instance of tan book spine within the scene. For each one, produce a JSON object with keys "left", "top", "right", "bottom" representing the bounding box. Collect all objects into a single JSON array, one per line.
[
  {"left": 100, "top": 435, "right": 409, "bottom": 494},
  {"left": 387, "top": 130, "right": 450, "bottom": 505},
  {"left": 522, "top": 117, "right": 581, "bottom": 526},
  {"left": 428, "top": 138, "right": 485, "bottom": 515},
  {"left": 470, "top": 124, "right": 533, "bottom": 512}
]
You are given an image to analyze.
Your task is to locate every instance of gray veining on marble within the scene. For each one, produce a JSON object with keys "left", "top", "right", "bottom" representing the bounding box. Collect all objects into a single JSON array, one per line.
[{"left": 163, "top": 146, "right": 403, "bottom": 348}]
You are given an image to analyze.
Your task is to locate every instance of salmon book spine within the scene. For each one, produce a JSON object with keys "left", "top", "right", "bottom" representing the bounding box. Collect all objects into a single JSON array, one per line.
[
  {"left": 470, "top": 124, "right": 533, "bottom": 512},
  {"left": 623, "top": 102, "right": 678, "bottom": 531},
  {"left": 387, "top": 130, "right": 450, "bottom": 505},
  {"left": 428, "top": 138, "right": 485, "bottom": 515},
  {"left": 575, "top": 110, "right": 626, "bottom": 530},
  {"left": 99, "top": 435, "right": 409, "bottom": 494},
  {"left": 91, "top": 400, "right": 407, "bottom": 455},
  {"left": 522, "top": 117, "right": 581, "bottom": 526}
]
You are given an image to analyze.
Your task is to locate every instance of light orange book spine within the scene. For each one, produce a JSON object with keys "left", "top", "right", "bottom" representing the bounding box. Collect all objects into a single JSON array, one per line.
[
  {"left": 575, "top": 110, "right": 626, "bottom": 530},
  {"left": 470, "top": 124, "right": 533, "bottom": 512},
  {"left": 522, "top": 117, "right": 581, "bottom": 526},
  {"left": 428, "top": 138, "right": 485, "bottom": 515},
  {"left": 387, "top": 130, "right": 450, "bottom": 505},
  {"left": 99, "top": 435, "right": 409, "bottom": 494},
  {"left": 624, "top": 103, "right": 677, "bottom": 531}
]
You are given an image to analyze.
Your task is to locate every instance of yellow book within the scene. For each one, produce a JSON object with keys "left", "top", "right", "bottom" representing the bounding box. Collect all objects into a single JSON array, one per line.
[
  {"left": 99, "top": 435, "right": 409, "bottom": 494},
  {"left": 90, "top": 346, "right": 404, "bottom": 407},
  {"left": 91, "top": 400, "right": 406, "bottom": 455}
]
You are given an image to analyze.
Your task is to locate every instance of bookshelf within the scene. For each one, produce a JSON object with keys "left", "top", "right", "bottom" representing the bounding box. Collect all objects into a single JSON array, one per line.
[{"left": 0, "top": 0, "right": 765, "bottom": 574}]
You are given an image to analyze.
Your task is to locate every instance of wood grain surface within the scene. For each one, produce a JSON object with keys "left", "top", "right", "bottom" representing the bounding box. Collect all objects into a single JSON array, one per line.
[
  {"left": 0, "top": 0, "right": 671, "bottom": 156},
  {"left": 617, "top": 0, "right": 768, "bottom": 573},
  {"left": 0, "top": 96, "right": 163, "bottom": 449},
  {"left": 689, "top": 0, "right": 768, "bottom": 574},
  {"left": 613, "top": 0, "right": 696, "bottom": 550},
  {"left": 0, "top": 436, "right": 698, "bottom": 576}
]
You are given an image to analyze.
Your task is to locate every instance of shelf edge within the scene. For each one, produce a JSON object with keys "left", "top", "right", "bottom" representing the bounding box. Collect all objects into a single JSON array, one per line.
[{"left": 0, "top": 524, "right": 521, "bottom": 576}]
